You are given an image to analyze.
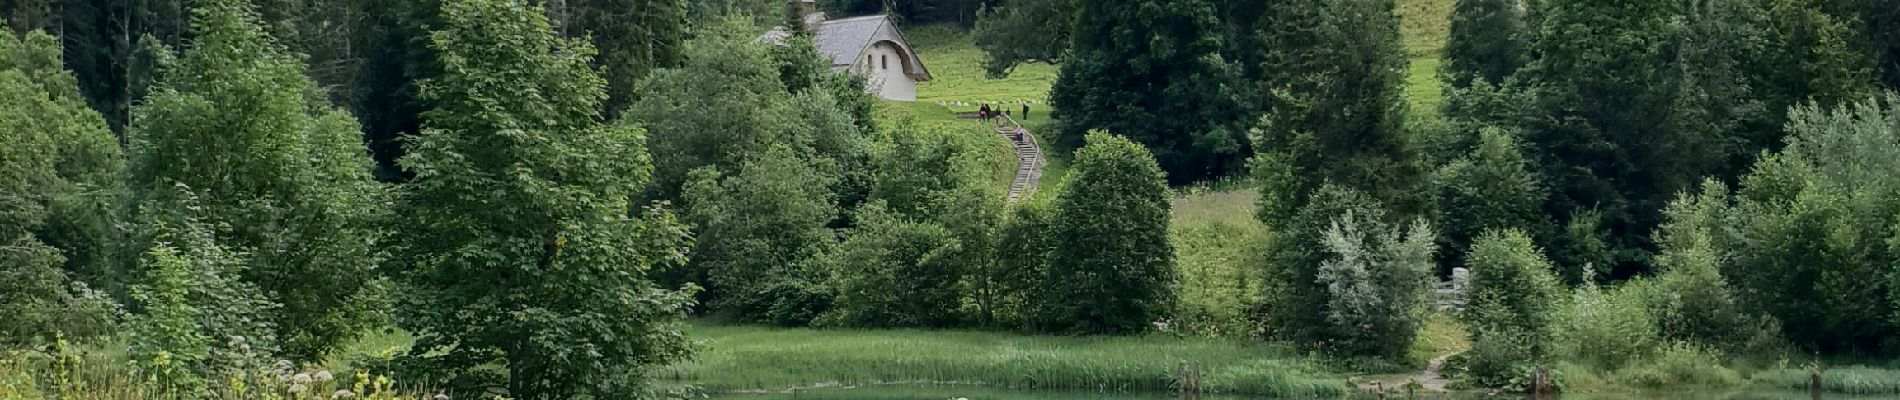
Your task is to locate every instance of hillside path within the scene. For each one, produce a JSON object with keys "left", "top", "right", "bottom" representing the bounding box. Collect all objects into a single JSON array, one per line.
[{"left": 993, "top": 115, "right": 1044, "bottom": 203}]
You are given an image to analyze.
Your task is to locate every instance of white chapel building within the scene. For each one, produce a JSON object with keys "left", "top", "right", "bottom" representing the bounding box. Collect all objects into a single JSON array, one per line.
[{"left": 761, "top": 0, "right": 933, "bottom": 101}]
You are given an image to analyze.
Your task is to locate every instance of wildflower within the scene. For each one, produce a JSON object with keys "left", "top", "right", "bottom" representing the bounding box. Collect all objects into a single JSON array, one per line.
[
  {"left": 433, "top": 393, "right": 450, "bottom": 400},
  {"left": 332, "top": 389, "right": 355, "bottom": 399},
  {"left": 291, "top": 383, "right": 308, "bottom": 393},
  {"left": 315, "top": 370, "right": 334, "bottom": 382},
  {"left": 294, "top": 372, "right": 314, "bottom": 385}
]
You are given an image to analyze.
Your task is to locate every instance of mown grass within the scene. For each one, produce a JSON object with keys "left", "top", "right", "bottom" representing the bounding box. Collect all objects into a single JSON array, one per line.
[
  {"left": 905, "top": 24, "right": 1058, "bottom": 113},
  {"left": 667, "top": 323, "right": 1348, "bottom": 397},
  {"left": 1398, "top": 0, "right": 1455, "bottom": 59}
]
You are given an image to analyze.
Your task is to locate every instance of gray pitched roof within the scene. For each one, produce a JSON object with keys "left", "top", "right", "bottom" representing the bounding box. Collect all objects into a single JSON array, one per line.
[{"left": 760, "top": 14, "right": 932, "bottom": 81}]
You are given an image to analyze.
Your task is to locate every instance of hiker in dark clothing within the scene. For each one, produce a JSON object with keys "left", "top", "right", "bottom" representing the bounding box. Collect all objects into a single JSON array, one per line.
[
  {"left": 979, "top": 104, "right": 990, "bottom": 121},
  {"left": 1022, "top": 103, "right": 1030, "bottom": 121}
]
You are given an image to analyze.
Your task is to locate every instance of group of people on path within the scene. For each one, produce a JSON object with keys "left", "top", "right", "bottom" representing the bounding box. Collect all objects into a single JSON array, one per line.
[
  {"left": 978, "top": 103, "right": 1032, "bottom": 141},
  {"left": 978, "top": 102, "right": 1031, "bottom": 123}
]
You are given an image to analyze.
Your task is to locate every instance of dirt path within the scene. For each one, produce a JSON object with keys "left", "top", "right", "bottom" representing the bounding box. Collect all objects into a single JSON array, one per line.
[{"left": 1354, "top": 354, "right": 1451, "bottom": 393}]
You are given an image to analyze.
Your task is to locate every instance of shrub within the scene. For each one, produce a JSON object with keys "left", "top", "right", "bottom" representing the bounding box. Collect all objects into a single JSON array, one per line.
[
  {"left": 1613, "top": 342, "right": 1741, "bottom": 388},
  {"left": 822, "top": 203, "right": 965, "bottom": 328},
  {"left": 1034, "top": 132, "right": 1176, "bottom": 334},
  {"left": 1462, "top": 229, "right": 1564, "bottom": 343},
  {"left": 1650, "top": 179, "right": 1748, "bottom": 346},
  {"left": 1559, "top": 279, "right": 1661, "bottom": 370},
  {"left": 1169, "top": 215, "right": 1269, "bottom": 338},
  {"left": 125, "top": 197, "right": 279, "bottom": 397},
  {"left": 1314, "top": 209, "right": 1436, "bottom": 358},
  {"left": 1458, "top": 229, "right": 1564, "bottom": 388}
]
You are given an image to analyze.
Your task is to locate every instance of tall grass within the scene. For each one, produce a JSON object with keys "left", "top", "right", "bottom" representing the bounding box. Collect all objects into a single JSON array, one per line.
[
  {"left": 668, "top": 323, "right": 1347, "bottom": 397},
  {"left": 1169, "top": 189, "right": 1270, "bottom": 339},
  {"left": 1755, "top": 366, "right": 1900, "bottom": 394}
]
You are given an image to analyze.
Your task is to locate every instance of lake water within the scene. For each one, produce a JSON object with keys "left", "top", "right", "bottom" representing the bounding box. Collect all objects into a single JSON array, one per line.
[{"left": 711, "top": 384, "right": 1899, "bottom": 400}]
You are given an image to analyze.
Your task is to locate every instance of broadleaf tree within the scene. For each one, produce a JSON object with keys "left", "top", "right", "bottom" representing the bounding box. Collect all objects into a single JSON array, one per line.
[
  {"left": 127, "top": 0, "right": 382, "bottom": 362},
  {"left": 390, "top": 0, "right": 695, "bottom": 396}
]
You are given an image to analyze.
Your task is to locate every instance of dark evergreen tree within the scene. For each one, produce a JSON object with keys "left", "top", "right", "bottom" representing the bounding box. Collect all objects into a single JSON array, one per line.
[
  {"left": 1049, "top": 0, "right": 1245, "bottom": 184},
  {"left": 579, "top": 0, "right": 687, "bottom": 119},
  {"left": 1513, "top": 0, "right": 1682, "bottom": 277},
  {"left": 1034, "top": 132, "right": 1174, "bottom": 334},
  {"left": 354, "top": 0, "right": 442, "bottom": 181},
  {"left": 1253, "top": 0, "right": 1421, "bottom": 226},
  {"left": 1442, "top": 0, "right": 1528, "bottom": 89}
]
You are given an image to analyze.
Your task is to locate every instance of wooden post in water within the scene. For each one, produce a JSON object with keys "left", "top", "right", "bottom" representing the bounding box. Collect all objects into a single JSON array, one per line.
[{"left": 1812, "top": 369, "right": 1822, "bottom": 400}]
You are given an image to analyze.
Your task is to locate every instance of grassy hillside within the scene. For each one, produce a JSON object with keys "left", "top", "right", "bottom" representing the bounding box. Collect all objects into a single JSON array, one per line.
[{"left": 905, "top": 24, "right": 1059, "bottom": 113}]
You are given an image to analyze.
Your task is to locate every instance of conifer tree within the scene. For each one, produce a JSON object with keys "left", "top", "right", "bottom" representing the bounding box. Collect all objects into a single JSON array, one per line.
[
  {"left": 390, "top": 0, "right": 695, "bottom": 395},
  {"left": 580, "top": 0, "right": 687, "bottom": 118},
  {"left": 1049, "top": 0, "right": 1245, "bottom": 183},
  {"left": 1442, "top": 0, "right": 1528, "bottom": 89},
  {"left": 1253, "top": 0, "right": 1421, "bottom": 225}
]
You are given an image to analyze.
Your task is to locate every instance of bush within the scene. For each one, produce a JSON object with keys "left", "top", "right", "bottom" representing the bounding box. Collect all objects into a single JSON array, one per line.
[
  {"left": 1559, "top": 279, "right": 1661, "bottom": 370},
  {"left": 1650, "top": 179, "right": 1749, "bottom": 347},
  {"left": 1613, "top": 342, "right": 1741, "bottom": 388},
  {"left": 1313, "top": 208, "right": 1436, "bottom": 358},
  {"left": 1458, "top": 229, "right": 1564, "bottom": 387},
  {"left": 1169, "top": 215, "right": 1269, "bottom": 338},
  {"left": 1034, "top": 132, "right": 1175, "bottom": 334},
  {"left": 822, "top": 203, "right": 965, "bottom": 328}
]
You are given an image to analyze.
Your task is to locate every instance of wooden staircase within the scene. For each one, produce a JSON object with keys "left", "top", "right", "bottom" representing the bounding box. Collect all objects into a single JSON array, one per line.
[{"left": 993, "top": 115, "right": 1045, "bottom": 204}]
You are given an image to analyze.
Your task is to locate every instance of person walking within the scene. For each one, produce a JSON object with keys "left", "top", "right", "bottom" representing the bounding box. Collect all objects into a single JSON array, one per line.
[
  {"left": 979, "top": 103, "right": 990, "bottom": 122},
  {"left": 1022, "top": 102, "right": 1031, "bottom": 121}
]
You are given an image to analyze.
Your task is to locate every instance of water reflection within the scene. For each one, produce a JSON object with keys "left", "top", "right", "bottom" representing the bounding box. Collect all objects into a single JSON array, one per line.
[{"left": 712, "top": 384, "right": 1899, "bottom": 400}]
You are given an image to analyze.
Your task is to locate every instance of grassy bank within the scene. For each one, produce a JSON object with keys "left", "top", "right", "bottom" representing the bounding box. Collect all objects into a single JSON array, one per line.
[{"left": 666, "top": 323, "right": 1349, "bottom": 397}]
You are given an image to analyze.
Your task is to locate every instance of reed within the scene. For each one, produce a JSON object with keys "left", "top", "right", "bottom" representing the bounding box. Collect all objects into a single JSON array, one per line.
[{"left": 669, "top": 323, "right": 1348, "bottom": 397}]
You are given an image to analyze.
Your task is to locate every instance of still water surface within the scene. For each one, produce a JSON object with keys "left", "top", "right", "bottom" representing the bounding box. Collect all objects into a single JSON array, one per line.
[{"left": 712, "top": 384, "right": 1898, "bottom": 400}]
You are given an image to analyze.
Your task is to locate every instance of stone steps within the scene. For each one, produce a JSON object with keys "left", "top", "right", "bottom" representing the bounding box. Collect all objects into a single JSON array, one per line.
[{"left": 993, "top": 123, "right": 1045, "bottom": 204}]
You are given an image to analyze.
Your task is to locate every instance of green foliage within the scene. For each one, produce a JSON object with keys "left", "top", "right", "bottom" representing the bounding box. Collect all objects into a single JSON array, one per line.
[
  {"left": 126, "top": 196, "right": 279, "bottom": 397},
  {"left": 1728, "top": 93, "right": 1900, "bottom": 353},
  {"left": 127, "top": 0, "right": 382, "bottom": 362},
  {"left": 1459, "top": 229, "right": 1563, "bottom": 385},
  {"left": 1513, "top": 0, "right": 1684, "bottom": 277},
  {"left": 1433, "top": 128, "right": 1546, "bottom": 268},
  {"left": 580, "top": 0, "right": 687, "bottom": 119},
  {"left": 1649, "top": 179, "right": 1748, "bottom": 347},
  {"left": 1558, "top": 278, "right": 1660, "bottom": 370},
  {"left": 1035, "top": 132, "right": 1175, "bottom": 334},
  {"left": 0, "top": 27, "right": 125, "bottom": 345},
  {"left": 971, "top": 0, "right": 1071, "bottom": 78},
  {"left": 390, "top": 0, "right": 695, "bottom": 396},
  {"left": 985, "top": 198, "right": 1055, "bottom": 328},
  {"left": 1265, "top": 184, "right": 1430, "bottom": 359},
  {"left": 1442, "top": 0, "right": 1526, "bottom": 89},
  {"left": 861, "top": 122, "right": 1002, "bottom": 326},
  {"left": 1263, "top": 184, "right": 1376, "bottom": 347},
  {"left": 1170, "top": 191, "right": 1270, "bottom": 338},
  {"left": 681, "top": 147, "right": 839, "bottom": 325},
  {"left": 1314, "top": 209, "right": 1435, "bottom": 358},
  {"left": 632, "top": 20, "right": 795, "bottom": 199},
  {"left": 1611, "top": 342, "right": 1741, "bottom": 388},
  {"left": 1050, "top": 0, "right": 1246, "bottom": 183},
  {"left": 1253, "top": 0, "right": 1423, "bottom": 222},
  {"left": 673, "top": 323, "right": 1348, "bottom": 397},
  {"left": 821, "top": 202, "right": 964, "bottom": 328}
]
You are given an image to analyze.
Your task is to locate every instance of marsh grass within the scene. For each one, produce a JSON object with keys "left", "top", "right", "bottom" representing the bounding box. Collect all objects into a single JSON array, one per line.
[
  {"left": 669, "top": 323, "right": 1347, "bottom": 397},
  {"left": 1755, "top": 366, "right": 1900, "bottom": 394}
]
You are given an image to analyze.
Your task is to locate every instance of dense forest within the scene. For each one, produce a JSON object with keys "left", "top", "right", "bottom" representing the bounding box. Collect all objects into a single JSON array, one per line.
[{"left": 3, "top": 0, "right": 1900, "bottom": 398}]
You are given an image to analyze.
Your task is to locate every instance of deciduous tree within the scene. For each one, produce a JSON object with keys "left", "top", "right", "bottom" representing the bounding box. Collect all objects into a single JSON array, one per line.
[{"left": 391, "top": 0, "right": 694, "bottom": 396}]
